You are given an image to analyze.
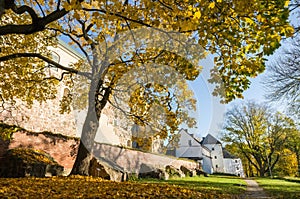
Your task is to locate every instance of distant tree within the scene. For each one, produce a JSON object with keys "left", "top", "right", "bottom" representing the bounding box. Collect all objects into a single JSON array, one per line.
[
  {"left": 265, "top": 37, "right": 300, "bottom": 114},
  {"left": 284, "top": 128, "right": 300, "bottom": 176},
  {"left": 273, "top": 148, "right": 298, "bottom": 177},
  {"left": 223, "top": 101, "right": 296, "bottom": 177}
]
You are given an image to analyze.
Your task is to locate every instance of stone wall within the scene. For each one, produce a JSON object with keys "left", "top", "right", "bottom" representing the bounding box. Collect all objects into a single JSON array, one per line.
[
  {"left": 5, "top": 131, "right": 79, "bottom": 170},
  {"left": 0, "top": 97, "right": 77, "bottom": 137},
  {"left": 1, "top": 130, "right": 199, "bottom": 174},
  {"left": 0, "top": 42, "right": 80, "bottom": 137},
  {"left": 93, "top": 142, "right": 199, "bottom": 174}
]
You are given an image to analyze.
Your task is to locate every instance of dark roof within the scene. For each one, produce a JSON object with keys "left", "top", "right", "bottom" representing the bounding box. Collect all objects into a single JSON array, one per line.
[
  {"left": 201, "top": 134, "right": 222, "bottom": 145},
  {"left": 222, "top": 148, "right": 237, "bottom": 159}
]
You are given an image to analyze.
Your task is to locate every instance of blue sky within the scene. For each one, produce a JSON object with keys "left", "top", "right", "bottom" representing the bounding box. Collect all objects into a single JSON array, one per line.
[
  {"left": 188, "top": 10, "right": 300, "bottom": 139},
  {"left": 188, "top": 55, "right": 268, "bottom": 139}
]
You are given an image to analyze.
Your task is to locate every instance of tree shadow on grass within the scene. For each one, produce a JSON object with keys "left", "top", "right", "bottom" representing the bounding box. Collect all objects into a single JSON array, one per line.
[{"left": 256, "top": 178, "right": 300, "bottom": 199}]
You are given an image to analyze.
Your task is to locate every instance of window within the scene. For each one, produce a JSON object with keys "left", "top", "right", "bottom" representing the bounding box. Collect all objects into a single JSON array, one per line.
[
  {"left": 188, "top": 140, "right": 192, "bottom": 146},
  {"left": 214, "top": 156, "right": 217, "bottom": 159},
  {"left": 216, "top": 165, "right": 218, "bottom": 168},
  {"left": 132, "top": 141, "right": 138, "bottom": 148},
  {"left": 235, "top": 160, "right": 238, "bottom": 163},
  {"left": 212, "top": 147, "right": 214, "bottom": 151},
  {"left": 236, "top": 167, "right": 239, "bottom": 170},
  {"left": 127, "top": 140, "right": 131, "bottom": 147}
]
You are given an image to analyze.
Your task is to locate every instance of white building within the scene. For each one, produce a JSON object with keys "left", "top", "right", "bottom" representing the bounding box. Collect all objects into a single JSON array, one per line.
[
  {"left": 175, "top": 129, "right": 202, "bottom": 160},
  {"left": 169, "top": 129, "right": 244, "bottom": 177},
  {"left": 201, "top": 134, "right": 225, "bottom": 173},
  {"left": 223, "top": 149, "right": 244, "bottom": 177},
  {"left": 201, "top": 145, "right": 213, "bottom": 174}
]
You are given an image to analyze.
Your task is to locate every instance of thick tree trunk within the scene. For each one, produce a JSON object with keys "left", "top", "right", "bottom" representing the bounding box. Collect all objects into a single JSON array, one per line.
[
  {"left": 259, "top": 166, "right": 265, "bottom": 177},
  {"left": 70, "top": 103, "right": 100, "bottom": 175},
  {"left": 70, "top": 141, "right": 92, "bottom": 175},
  {"left": 70, "top": 77, "right": 102, "bottom": 175},
  {"left": 69, "top": 107, "right": 99, "bottom": 175},
  {"left": 69, "top": 68, "right": 110, "bottom": 175}
]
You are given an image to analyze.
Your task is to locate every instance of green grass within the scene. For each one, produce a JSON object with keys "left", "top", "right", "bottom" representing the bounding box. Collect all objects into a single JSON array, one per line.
[
  {"left": 283, "top": 177, "right": 300, "bottom": 183},
  {"left": 132, "top": 175, "right": 247, "bottom": 196},
  {"left": 255, "top": 177, "right": 300, "bottom": 199}
]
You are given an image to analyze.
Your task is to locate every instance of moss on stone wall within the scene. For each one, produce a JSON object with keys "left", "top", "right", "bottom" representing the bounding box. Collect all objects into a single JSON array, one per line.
[
  {"left": 0, "top": 122, "right": 79, "bottom": 142},
  {"left": 0, "top": 123, "right": 24, "bottom": 141}
]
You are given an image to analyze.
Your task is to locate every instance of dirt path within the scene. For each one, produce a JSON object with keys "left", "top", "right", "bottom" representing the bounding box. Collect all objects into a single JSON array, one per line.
[{"left": 241, "top": 179, "right": 271, "bottom": 199}]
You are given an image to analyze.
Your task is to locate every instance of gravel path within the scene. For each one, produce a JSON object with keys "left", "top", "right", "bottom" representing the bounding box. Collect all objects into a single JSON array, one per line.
[{"left": 241, "top": 179, "right": 271, "bottom": 199}]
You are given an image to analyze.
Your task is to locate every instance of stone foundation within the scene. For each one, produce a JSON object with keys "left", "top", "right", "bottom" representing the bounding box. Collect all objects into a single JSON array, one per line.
[{"left": 1, "top": 129, "right": 199, "bottom": 175}]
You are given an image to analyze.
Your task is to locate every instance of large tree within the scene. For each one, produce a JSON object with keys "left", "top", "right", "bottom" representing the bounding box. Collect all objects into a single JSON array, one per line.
[
  {"left": 222, "top": 101, "right": 296, "bottom": 177},
  {"left": 0, "top": 0, "right": 295, "bottom": 175}
]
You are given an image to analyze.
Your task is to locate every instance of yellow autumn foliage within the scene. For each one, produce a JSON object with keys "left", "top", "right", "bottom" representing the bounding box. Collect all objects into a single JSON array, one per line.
[{"left": 0, "top": 176, "right": 234, "bottom": 198}]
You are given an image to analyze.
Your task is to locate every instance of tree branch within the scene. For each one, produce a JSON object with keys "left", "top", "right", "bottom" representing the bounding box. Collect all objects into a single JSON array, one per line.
[
  {"left": 0, "top": 0, "right": 83, "bottom": 35},
  {"left": 0, "top": 8, "right": 68, "bottom": 35},
  {"left": 0, "top": 53, "right": 91, "bottom": 78}
]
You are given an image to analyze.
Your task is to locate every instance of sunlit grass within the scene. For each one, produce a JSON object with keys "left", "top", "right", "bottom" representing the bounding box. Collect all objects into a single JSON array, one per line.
[
  {"left": 255, "top": 177, "right": 300, "bottom": 199},
  {"left": 132, "top": 175, "right": 247, "bottom": 195}
]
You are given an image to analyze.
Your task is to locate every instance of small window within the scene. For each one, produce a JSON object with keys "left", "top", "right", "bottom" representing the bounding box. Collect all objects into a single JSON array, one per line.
[
  {"left": 132, "top": 141, "right": 138, "bottom": 148},
  {"left": 235, "top": 160, "right": 238, "bottom": 163},
  {"left": 216, "top": 165, "right": 218, "bottom": 168},
  {"left": 188, "top": 140, "right": 192, "bottom": 146},
  {"left": 127, "top": 140, "right": 131, "bottom": 147},
  {"left": 212, "top": 147, "right": 214, "bottom": 151},
  {"left": 214, "top": 156, "right": 217, "bottom": 159},
  {"left": 236, "top": 167, "right": 239, "bottom": 170}
]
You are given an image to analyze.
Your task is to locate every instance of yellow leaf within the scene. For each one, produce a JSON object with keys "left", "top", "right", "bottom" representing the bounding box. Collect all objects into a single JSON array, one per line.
[
  {"left": 284, "top": 0, "right": 290, "bottom": 7},
  {"left": 194, "top": 11, "right": 201, "bottom": 19},
  {"left": 208, "top": 2, "right": 215, "bottom": 9}
]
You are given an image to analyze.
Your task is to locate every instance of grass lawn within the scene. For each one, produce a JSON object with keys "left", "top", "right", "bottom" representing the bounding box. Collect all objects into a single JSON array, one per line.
[
  {"left": 255, "top": 177, "right": 300, "bottom": 199},
  {"left": 132, "top": 175, "right": 247, "bottom": 196},
  {"left": 0, "top": 175, "right": 246, "bottom": 198}
]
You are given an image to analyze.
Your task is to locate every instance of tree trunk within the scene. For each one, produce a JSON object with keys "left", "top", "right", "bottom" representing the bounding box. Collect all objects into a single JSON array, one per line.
[
  {"left": 70, "top": 141, "right": 92, "bottom": 175},
  {"left": 70, "top": 77, "right": 102, "bottom": 175},
  {"left": 69, "top": 106, "right": 99, "bottom": 175},
  {"left": 259, "top": 167, "right": 265, "bottom": 177},
  {"left": 69, "top": 65, "right": 112, "bottom": 175}
]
